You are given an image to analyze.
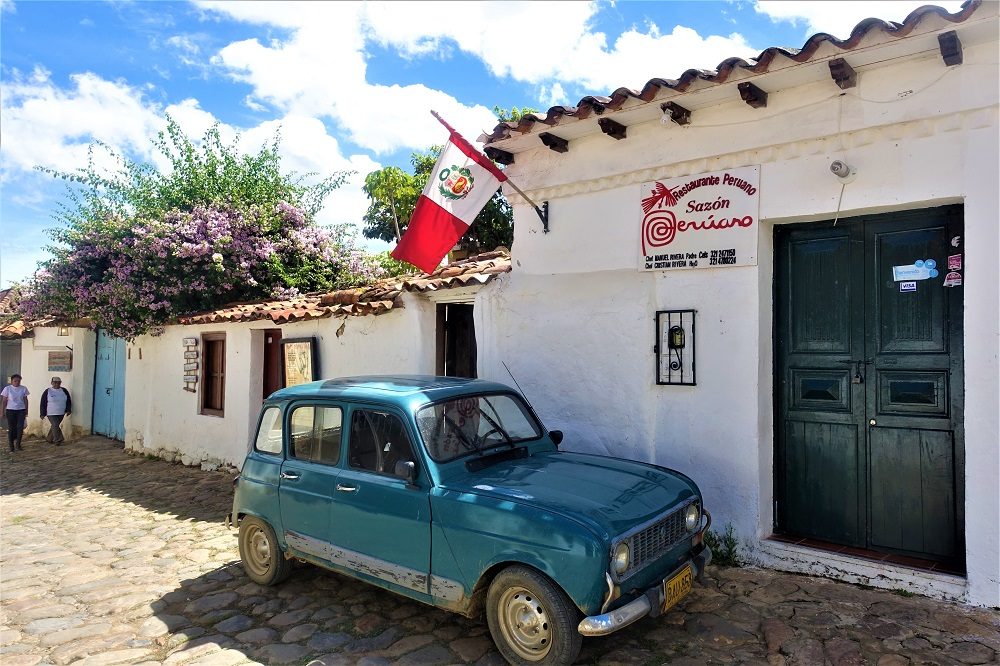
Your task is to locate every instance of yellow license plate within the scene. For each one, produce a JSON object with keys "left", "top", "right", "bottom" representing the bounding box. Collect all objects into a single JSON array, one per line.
[{"left": 662, "top": 564, "right": 693, "bottom": 612}]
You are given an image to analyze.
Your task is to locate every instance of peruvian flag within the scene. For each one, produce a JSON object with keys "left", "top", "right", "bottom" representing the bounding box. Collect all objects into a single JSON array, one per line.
[{"left": 391, "top": 113, "right": 507, "bottom": 273}]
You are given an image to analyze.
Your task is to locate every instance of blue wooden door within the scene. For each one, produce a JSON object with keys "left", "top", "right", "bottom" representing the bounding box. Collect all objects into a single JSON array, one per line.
[{"left": 93, "top": 330, "right": 126, "bottom": 440}]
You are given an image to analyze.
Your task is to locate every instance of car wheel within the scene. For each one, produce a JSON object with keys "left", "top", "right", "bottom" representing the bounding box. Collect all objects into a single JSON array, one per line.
[
  {"left": 486, "top": 565, "right": 582, "bottom": 665},
  {"left": 238, "top": 516, "right": 292, "bottom": 586}
]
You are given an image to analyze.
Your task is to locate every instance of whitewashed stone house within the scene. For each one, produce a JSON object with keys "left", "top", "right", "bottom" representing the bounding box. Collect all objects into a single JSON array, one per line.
[{"left": 474, "top": 2, "right": 998, "bottom": 606}]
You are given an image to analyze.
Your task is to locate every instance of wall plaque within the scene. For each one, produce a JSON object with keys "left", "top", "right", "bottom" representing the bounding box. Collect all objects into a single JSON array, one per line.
[
  {"left": 182, "top": 338, "right": 198, "bottom": 346},
  {"left": 48, "top": 351, "right": 73, "bottom": 372}
]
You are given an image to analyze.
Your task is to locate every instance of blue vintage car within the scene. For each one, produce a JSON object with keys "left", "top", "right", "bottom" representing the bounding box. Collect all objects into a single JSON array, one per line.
[{"left": 230, "top": 376, "right": 712, "bottom": 665}]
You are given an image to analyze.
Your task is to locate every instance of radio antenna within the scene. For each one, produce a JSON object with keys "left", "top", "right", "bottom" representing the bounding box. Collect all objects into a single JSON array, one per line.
[{"left": 501, "top": 361, "right": 527, "bottom": 397}]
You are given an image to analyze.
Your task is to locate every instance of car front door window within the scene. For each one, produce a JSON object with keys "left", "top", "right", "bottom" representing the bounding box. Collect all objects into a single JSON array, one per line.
[{"left": 349, "top": 409, "right": 414, "bottom": 477}]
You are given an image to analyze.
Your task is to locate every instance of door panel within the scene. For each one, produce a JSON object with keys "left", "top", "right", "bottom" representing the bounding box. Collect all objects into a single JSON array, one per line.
[
  {"left": 263, "top": 329, "right": 282, "bottom": 400},
  {"left": 328, "top": 406, "right": 431, "bottom": 599},
  {"left": 93, "top": 330, "right": 126, "bottom": 440},
  {"left": 782, "top": 421, "right": 860, "bottom": 544},
  {"left": 870, "top": 428, "right": 956, "bottom": 557},
  {"left": 776, "top": 224, "right": 865, "bottom": 548},
  {"left": 278, "top": 403, "right": 343, "bottom": 562},
  {"left": 872, "top": 226, "right": 948, "bottom": 353},
  {"left": 775, "top": 206, "right": 964, "bottom": 568},
  {"left": 789, "top": 236, "right": 854, "bottom": 354}
]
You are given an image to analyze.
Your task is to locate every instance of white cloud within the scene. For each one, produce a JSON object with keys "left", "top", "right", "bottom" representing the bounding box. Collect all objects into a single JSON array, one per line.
[
  {"left": 754, "top": 1, "right": 967, "bottom": 40},
  {"left": 166, "top": 34, "right": 202, "bottom": 66},
  {"left": 361, "top": 2, "right": 759, "bottom": 92},
  {"left": 0, "top": 67, "right": 162, "bottom": 178},
  {"left": 200, "top": 0, "right": 762, "bottom": 148},
  {"left": 540, "top": 82, "right": 567, "bottom": 108},
  {"left": 206, "top": 2, "right": 498, "bottom": 154}
]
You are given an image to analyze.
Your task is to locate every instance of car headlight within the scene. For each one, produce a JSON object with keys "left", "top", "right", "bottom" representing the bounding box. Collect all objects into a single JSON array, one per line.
[
  {"left": 685, "top": 504, "right": 700, "bottom": 531},
  {"left": 612, "top": 542, "right": 630, "bottom": 574}
]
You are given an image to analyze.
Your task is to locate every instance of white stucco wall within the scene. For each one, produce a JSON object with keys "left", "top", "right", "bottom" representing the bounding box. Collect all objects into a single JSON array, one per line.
[
  {"left": 480, "top": 33, "right": 999, "bottom": 606},
  {"left": 16, "top": 327, "right": 95, "bottom": 441},
  {"left": 123, "top": 293, "right": 438, "bottom": 468}
]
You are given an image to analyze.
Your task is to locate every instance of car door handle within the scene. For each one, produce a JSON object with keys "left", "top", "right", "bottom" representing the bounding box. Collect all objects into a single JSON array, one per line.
[
  {"left": 336, "top": 484, "right": 358, "bottom": 493},
  {"left": 280, "top": 471, "right": 300, "bottom": 480}
]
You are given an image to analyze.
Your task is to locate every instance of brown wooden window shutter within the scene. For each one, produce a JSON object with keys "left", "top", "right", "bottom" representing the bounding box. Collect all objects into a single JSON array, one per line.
[{"left": 200, "top": 333, "right": 226, "bottom": 416}]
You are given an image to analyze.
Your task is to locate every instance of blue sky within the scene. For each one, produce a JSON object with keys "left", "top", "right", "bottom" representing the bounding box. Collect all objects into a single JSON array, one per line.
[{"left": 0, "top": 0, "right": 963, "bottom": 287}]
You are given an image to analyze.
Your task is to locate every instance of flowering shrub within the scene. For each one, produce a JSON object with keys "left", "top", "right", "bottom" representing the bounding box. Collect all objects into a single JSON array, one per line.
[{"left": 21, "top": 119, "right": 384, "bottom": 339}]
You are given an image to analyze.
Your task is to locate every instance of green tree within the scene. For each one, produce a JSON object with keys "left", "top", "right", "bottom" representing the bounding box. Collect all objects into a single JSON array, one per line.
[
  {"left": 361, "top": 145, "right": 513, "bottom": 255},
  {"left": 21, "top": 118, "right": 383, "bottom": 339},
  {"left": 493, "top": 105, "right": 539, "bottom": 123}
]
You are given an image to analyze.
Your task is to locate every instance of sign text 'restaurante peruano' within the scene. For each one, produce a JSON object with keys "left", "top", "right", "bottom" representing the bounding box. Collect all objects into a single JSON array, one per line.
[{"left": 640, "top": 166, "right": 760, "bottom": 271}]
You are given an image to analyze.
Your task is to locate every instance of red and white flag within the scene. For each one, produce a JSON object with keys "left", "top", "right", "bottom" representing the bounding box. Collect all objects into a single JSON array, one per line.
[{"left": 391, "top": 113, "right": 507, "bottom": 273}]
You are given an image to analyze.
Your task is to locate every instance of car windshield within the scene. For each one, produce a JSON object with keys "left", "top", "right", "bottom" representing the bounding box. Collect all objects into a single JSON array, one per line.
[{"left": 416, "top": 393, "right": 543, "bottom": 462}]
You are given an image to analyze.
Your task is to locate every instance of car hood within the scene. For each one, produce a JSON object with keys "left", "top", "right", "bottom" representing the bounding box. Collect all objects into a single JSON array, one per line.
[{"left": 441, "top": 450, "right": 698, "bottom": 540}]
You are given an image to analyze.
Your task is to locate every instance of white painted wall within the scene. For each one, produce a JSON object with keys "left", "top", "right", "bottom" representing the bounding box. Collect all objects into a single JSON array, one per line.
[
  {"left": 16, "top": 327, "right": 95, "bottom": 441},
  {"left": 480, "top": 37, "right": 999, "bottom": 606},
  {"left": 123, "top": 293, "right": 437, "bottom": 469}
]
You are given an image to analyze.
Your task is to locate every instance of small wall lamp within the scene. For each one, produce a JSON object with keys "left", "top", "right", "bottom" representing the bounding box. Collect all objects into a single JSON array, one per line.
[{"left": 57, "top": 326, "right": 70, "bottom": 336}]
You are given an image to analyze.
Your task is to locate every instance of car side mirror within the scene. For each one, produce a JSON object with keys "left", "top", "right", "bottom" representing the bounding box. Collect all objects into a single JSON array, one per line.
[
  {"left": 394, "top": 460, "right": 416, "bottom": 484},
  {"left": 549, "top": 430, "right": 564, "bottom": 446}
]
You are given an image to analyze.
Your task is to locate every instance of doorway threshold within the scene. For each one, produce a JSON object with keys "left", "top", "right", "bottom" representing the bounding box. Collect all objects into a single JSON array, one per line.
[{"left": 766, "top": 534, "right": 964, "bottom": 576}]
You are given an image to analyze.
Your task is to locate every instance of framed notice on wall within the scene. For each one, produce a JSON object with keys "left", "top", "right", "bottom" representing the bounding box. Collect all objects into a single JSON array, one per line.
[
  {"left": 48, "top": 351, "right": 73, "bottom": 372},
  {"left": 281, "top": 338, "right": 318, "bottom": 387},
  {"left": 639, "top": 165, "right": 760, "bottom": 270}
]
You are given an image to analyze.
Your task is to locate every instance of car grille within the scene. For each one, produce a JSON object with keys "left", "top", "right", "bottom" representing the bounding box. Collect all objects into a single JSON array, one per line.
[{"left": 617, "top": 501, "right": 696, "bottom": 581}]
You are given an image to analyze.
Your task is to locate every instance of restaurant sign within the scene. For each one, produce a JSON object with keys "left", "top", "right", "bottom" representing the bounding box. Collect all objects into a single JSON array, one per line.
[{"left": 640, "top": 165, "right": 759, "bottom": 270}]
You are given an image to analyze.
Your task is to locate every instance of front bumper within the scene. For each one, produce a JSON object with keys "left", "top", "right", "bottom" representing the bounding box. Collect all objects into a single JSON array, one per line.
[{"left": 578, "top": 536, "right": 713, "bottom": 636}]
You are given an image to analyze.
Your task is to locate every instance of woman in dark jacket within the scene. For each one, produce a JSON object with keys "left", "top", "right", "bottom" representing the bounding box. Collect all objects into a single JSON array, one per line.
[{"left": 40, "top": 377, "right": 72, "bottom": 445}]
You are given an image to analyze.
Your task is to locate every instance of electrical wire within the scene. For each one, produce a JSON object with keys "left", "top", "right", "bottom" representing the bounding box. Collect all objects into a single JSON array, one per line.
[{"left": 832, "top": 181, "right": 847, "bottom": 226}]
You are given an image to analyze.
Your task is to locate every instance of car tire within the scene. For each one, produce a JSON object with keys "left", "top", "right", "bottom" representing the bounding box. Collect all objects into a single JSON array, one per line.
[
  {"left": 486, "top": 565, "right": 582, "bottom": 665},
  {"left": 238, "top": 516, "right": 292, "bottom": 586}
]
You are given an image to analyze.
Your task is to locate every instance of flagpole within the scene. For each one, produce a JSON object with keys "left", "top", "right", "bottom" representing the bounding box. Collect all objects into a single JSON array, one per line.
[{"left": 429, "top": 110, "right": 550, "bottom": 233}]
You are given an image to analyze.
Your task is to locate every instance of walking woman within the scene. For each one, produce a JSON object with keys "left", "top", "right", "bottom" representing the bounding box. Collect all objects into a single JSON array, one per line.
[
  {"left": 40, "top": 376, "right": 72, "bottom": 445},
  {"left": 2, "top": 374, "right": 29, "bottom": 452}
]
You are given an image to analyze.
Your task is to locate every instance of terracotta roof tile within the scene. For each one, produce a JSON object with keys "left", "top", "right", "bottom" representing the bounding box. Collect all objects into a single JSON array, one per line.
[
  {"left": 481, "top": 1, "right": 982, "bottom": 145},
  {"left": 179, "top": 250, "right": 511, "bottom": 326}
]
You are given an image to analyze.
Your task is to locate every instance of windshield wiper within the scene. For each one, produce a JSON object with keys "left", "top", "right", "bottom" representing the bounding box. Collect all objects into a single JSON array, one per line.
[
  {"left": 474, "top": 402, "right": 514, "bottom": 451},
  {"left": 442, "top": 412, "right": 477, "bottom": 453}
]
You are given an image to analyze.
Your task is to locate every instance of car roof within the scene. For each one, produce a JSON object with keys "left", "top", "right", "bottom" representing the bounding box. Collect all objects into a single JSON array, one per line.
[{"left": 267, "top": 375, "right": 519, "bottom": 410}]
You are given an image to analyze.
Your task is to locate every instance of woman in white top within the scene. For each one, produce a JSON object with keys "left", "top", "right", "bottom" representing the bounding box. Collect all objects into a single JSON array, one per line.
[
  {"left": 2, "top": 374, "right": 29, "bottom": 452},
  {"left": 40, "top": 376, "right": 72, "bottom": 445}
]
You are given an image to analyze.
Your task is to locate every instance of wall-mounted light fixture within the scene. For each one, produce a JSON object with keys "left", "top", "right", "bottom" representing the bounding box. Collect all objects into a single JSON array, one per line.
[
  {"left": 830, "top": 159, "right": 857, "bottom": 183},
  {"left": 57, "top": 326, "right": 70, "bottom": 336}
]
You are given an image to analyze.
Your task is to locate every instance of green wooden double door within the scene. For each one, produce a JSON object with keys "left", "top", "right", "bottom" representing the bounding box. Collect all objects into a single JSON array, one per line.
[{"left": 775, "top": 206, "right": 964, "bottom": 569}]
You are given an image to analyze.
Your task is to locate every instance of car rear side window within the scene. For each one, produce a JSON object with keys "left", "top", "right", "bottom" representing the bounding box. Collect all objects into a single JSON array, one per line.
[
  {"left": 349, "top": 410, "right": 415, "bottom": 475},
  {"left": 289, "top": 405, "right": 343, "bottom": 465},
  {"left": 254, "top": 407, "right": 283, "bottom": 455}
]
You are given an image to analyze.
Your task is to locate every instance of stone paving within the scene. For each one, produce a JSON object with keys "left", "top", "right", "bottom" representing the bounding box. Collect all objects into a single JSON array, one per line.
[{"left": 1, "top": 435, "right": 997, "bottom": 666}]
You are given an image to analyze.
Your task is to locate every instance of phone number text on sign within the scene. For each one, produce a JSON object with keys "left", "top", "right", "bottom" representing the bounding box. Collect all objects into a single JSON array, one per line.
[{"left": 640, "top": 166, "right": 760, "bottom": 271}]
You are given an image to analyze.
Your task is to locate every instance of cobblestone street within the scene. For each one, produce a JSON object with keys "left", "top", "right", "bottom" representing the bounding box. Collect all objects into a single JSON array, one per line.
[{"left": 1, "top": 436, "right": 997, "bottom": 665}]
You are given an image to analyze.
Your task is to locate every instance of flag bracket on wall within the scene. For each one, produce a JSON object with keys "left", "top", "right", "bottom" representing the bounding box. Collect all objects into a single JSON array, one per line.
[
  {"left": 537, "top": 201, "right": 550, "bottom": 234},
  {"left": 504, "top": 179, "right": 549, "bottom": 234}
]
